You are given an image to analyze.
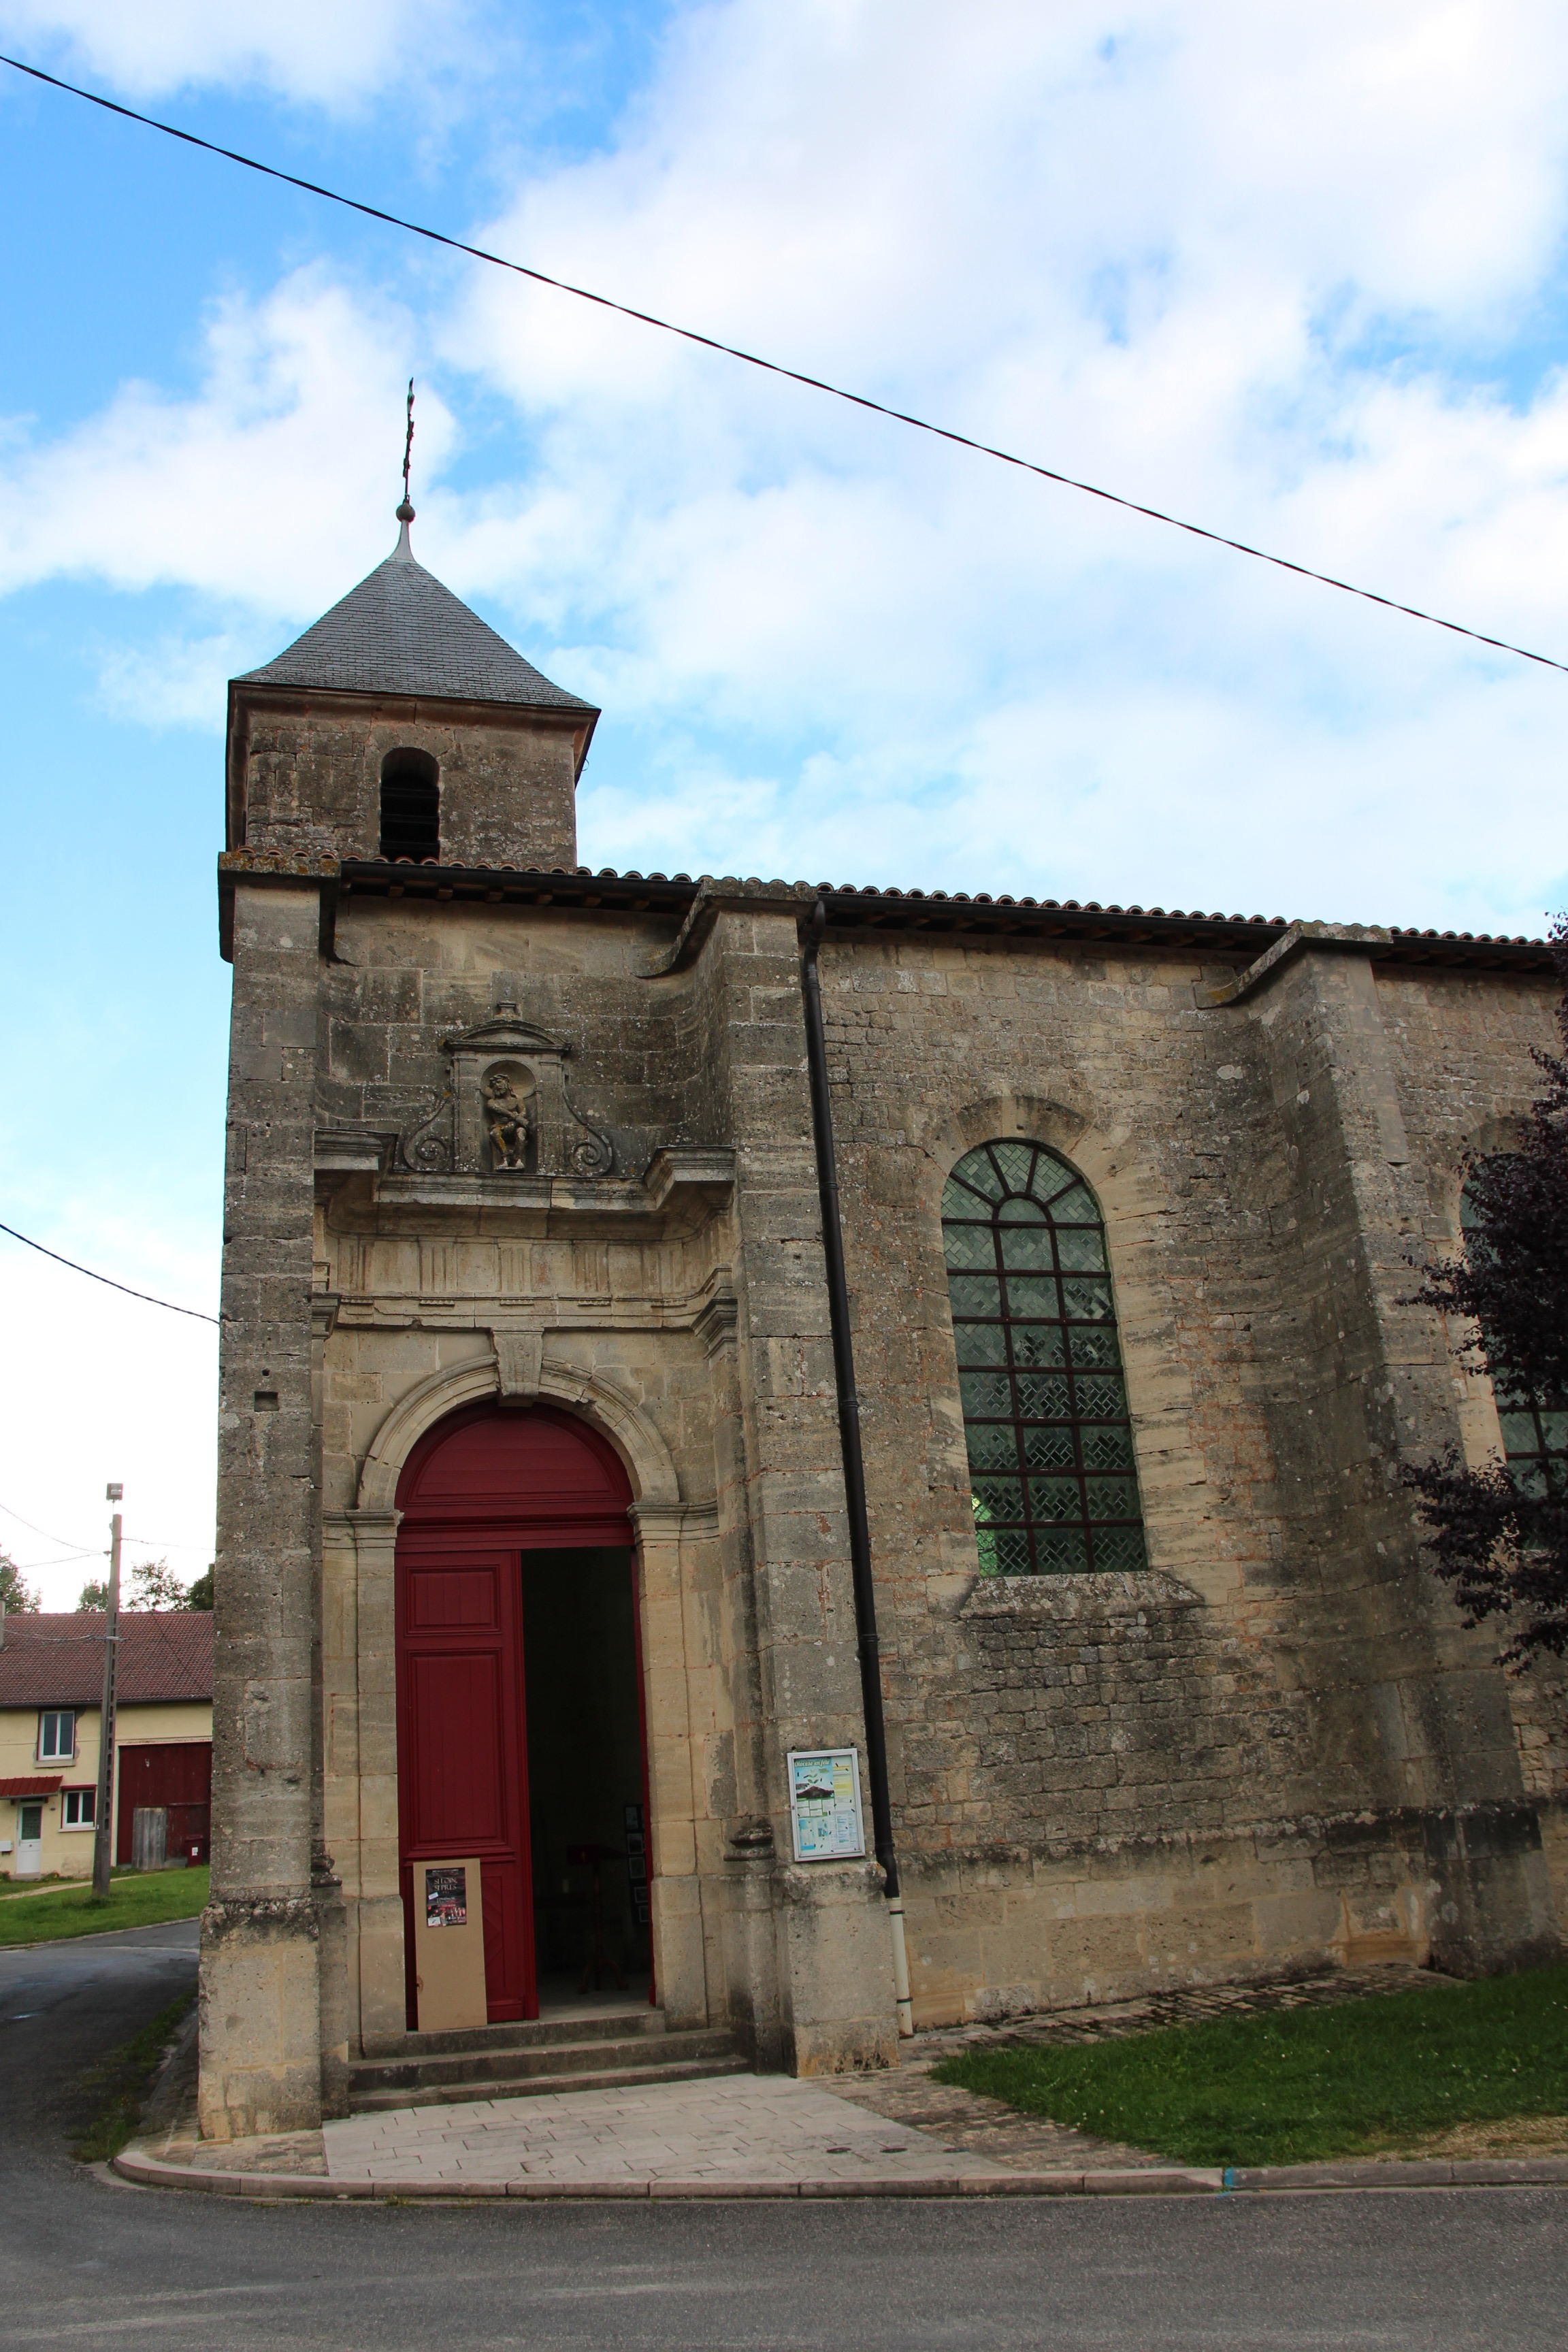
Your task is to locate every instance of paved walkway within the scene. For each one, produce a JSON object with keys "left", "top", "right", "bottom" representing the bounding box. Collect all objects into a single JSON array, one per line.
[
  {"left": 324, "top": 2072, "right": 1011, "bottom": 2189},
  {"left": 119, "top": 1960, "right": 1568, "bottom": 2200}
]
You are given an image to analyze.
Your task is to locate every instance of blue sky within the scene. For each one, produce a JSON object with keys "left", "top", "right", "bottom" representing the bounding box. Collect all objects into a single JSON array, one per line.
[{"left": 3, "top": 0, "right": 1568, "bottom": 1599}]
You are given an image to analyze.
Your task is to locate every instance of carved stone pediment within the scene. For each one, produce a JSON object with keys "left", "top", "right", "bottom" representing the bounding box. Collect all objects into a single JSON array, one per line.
[
  {"left": 442, "top": 1012, "right": 564, "bottom": 1060},
  {"left": 442, "top": 1002, "right": 613, "bottom": 1179}
]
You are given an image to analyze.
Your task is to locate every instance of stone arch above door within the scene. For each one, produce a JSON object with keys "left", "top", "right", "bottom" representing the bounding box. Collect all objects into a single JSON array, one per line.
[{"left": 357, "top": 1348, "right": 681, "bottom": 1513}]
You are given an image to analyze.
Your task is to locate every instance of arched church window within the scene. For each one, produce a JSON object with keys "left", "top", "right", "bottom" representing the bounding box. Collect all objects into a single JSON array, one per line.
[
  {"left": 1460, "top": 1173, "right": 1567, "bottom": 1499},
  {"left": 379, "top": 747, "right": 440, "bottom": 862},
  {"left": 943, "top": 1139, "right": 1147, "bottom": 1575}
]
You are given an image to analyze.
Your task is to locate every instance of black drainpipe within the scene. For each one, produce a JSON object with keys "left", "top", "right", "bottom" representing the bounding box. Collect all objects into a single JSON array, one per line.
[{"left": 800, "top": 899, "right": 913, "bottom": 2034}]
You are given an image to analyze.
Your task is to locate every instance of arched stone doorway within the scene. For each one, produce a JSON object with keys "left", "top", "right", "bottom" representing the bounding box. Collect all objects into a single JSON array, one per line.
[{"left": 394, "top": 1402, "right": 650, "bottom": 2025}]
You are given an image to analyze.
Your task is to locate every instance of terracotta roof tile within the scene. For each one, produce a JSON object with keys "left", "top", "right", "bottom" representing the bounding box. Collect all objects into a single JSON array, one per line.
[{"left": 0, "top": 1613, "right": 213, "bottom": 1710}]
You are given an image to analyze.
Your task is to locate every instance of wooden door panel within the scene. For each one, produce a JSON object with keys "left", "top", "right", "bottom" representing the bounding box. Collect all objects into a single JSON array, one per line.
[
  {"left": 403, "top": 1653, "right": 508, "bottom": 1848},
  {"left": 396, "top": 1547, "right": 533, "bottom": 2022},
  {"left": 480, "top": 1857, "right": 522, "bottom": 2012},
  {"left": 406, "top": 1566, "right": 500, "bottom": 1630}
]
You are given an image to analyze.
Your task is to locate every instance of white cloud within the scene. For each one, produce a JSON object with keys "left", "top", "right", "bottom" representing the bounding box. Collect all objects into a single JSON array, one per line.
[
  {"left": 4, "top": 0, "right": 1568, "bottom": 933},
  {"left": 0, "top": 0, "right": 466, "bottom": 105},
  {"left": 439, "top": 0, "right": 1568, "bottom": 925},
  {"left": 7, "top": 0, "right": 1568, "bottom": 1588},
  {"left": 0, "top": 271, "right": 446, "bottom": 617},
  {"left": 94, "top": 630, "right": 257, "bottom": 729}
]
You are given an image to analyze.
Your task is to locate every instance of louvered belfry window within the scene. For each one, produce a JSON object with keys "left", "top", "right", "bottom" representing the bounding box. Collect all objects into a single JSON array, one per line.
[{"left": 943, "top": 1140, "right": 1147, "bottom": 1575}]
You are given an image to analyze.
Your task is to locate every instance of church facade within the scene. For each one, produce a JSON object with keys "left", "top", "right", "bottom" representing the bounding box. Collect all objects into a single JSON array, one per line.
[{"left": 200, "top": 511, "right": 1566, "bottom": 2140}]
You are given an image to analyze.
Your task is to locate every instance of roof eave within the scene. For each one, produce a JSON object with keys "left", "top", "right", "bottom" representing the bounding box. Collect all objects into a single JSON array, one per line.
[{"left": 280, "top": 863, "right": 1558, "bottom": 977}]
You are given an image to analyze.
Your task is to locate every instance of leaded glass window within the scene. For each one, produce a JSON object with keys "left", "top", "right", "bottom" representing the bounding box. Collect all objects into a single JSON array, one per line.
[
  {"left": 1461, "top": 1177, "right": 1567, "bottom": 1501},
  {"left": 943, "top": 1140, "right": 1147, "bottom": 1575}
]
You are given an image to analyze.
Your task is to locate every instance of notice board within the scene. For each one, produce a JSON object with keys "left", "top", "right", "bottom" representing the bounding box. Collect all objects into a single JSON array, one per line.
[
  {"left": 786, "top": 1748, "right": 866, "bottom": 1862},
  {"left": 412, "top": 1856, "right": 488, "bottom": 2032}
]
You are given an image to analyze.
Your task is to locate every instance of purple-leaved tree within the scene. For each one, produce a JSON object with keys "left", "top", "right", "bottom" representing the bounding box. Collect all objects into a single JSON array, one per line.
[{"left": 1406, "top": 919, "right": 1568, "bottom": 1662}]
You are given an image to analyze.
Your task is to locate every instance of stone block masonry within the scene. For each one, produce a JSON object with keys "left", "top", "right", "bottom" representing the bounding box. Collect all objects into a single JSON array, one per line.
[
  {"left": 811, "top": 921, "right": 1564, "bottom": 2021},
  {"left": 202, "top": 881, "right": 325, "bottom": 2140},
  {"left": 199, "top": 523, "right": 1563, "bottom": 2134}
]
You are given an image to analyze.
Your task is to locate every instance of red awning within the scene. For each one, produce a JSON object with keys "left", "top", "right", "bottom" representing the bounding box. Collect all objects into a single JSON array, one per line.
[{"left": 0, "top": 1776, "right": 63, "bottom": 1799}]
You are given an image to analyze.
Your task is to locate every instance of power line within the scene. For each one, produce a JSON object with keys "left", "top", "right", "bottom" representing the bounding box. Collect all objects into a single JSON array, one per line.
[
  {"left": 0, "top": 1220, "right": 219, "bottom": 1324},
  {"left": 0, "top": 1498, "right": 208, "bottom": 1558},
  {"left": 3, "top": 50, "right": 1565, "bottom": 679},
  {"left": 0, "top": 1499, "right": 96, "bottom": 1552}
]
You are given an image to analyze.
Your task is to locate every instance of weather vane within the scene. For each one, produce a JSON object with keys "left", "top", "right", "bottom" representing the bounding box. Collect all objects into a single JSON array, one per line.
[{"left": 397, "top": 378, "right": 415, "bottom": 522}]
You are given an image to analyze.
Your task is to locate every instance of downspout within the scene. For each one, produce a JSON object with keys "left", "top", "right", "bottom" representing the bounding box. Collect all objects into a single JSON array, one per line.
[{"left": 800, "top": 900, "right": 914, "bottom": 2037}]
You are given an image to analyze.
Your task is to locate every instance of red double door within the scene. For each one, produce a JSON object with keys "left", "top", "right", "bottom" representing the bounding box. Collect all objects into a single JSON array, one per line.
[{"left": 395, "top": 1403, "right": 636, "bottom": 2024}]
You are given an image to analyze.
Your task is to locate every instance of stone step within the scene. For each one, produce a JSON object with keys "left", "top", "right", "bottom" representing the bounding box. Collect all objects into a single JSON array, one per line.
[
  {"left": 360, "top": 2004, "right": 667, "bottom": 2061},
  {"left": 347, "top": 2053, "right": 755, "bottom": 2115},
  {"left": 346, "top": 2026, "right": 747, "bottom": 2111}
]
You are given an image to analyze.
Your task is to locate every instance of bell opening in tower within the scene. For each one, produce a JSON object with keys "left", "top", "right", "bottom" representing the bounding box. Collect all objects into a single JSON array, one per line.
[{"left": 379, "top": 746, "right": 440, "bottom": 862}]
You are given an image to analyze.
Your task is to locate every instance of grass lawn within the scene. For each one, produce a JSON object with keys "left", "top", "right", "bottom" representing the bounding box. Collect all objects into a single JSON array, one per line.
[
  {"left": 932, "top": 1965, "right": 1568, "bottom": 2168},
  {"left": 0, "top": 1866, "right": 209, "bottom": 1948},
  {"left": 72, "top": 1991, "right": 195, "bottom": 2163}
]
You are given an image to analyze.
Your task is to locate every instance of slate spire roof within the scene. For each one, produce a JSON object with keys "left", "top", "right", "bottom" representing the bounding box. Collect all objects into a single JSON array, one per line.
[{"left": 238, "top": 514, "right": 595, "bottom": 712}]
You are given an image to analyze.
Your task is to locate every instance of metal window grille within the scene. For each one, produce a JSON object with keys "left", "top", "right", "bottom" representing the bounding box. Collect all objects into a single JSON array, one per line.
[{"left": 943, "top": 1140, "right": 1147, "bottom": 1575}]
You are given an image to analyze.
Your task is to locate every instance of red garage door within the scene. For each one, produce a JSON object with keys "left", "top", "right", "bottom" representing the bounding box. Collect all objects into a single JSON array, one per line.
[{"left": 116, "top": 1742, "right": 212, "bottom": 1865}]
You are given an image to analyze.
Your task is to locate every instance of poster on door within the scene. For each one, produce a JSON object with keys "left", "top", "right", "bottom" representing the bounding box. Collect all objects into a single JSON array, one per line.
[
  {"left": 786, "top": 1748, "right": 866, "bottom": 1862},
  {"left": 425, "top": 1864, "right": 468, "bottom": 1927}
]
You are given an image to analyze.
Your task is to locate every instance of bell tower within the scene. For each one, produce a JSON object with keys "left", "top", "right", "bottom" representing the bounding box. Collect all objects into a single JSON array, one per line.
[
  {"left": 225, "top": 503, "right": 598, "bottom": 877},
  {"left": 203, "top": 508, "right": 601, "bottom": 2139}
]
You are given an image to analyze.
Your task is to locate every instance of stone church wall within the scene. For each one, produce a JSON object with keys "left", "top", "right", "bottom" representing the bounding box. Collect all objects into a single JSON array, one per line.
[
  {"left": 815, "top": 923, "right": 1565, "bottom": 2023},
  {"left": 206, "top": 845, "right": 1566, "bottom": 2132}
]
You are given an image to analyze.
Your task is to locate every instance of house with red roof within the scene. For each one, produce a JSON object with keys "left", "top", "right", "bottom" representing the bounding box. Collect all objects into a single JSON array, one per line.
[{"left": 0, "top": 1611, "right": 212, "bottom": 1880}]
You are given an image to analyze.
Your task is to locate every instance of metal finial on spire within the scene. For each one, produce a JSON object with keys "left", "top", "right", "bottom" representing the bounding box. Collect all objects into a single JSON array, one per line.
[{"left": 395, "top": 377, "right": 415, "bottom": 525}]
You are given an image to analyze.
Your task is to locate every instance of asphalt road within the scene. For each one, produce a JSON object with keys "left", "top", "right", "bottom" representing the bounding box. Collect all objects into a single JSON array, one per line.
[{"left": 1, "top": 1923, "right": 1565, "bottom": 2351}]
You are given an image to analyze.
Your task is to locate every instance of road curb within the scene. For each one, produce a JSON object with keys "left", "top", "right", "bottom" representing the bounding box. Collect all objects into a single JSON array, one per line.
[
  {"left": 110, "top": 2145, "right": 1223, "bottom": 2200},
  {"left": 112, "top": 2141, "right": 1568, "bottom": 2202},
  {"left": 1224, "top": 2155, "right": 1568, "bottom": 2191}
]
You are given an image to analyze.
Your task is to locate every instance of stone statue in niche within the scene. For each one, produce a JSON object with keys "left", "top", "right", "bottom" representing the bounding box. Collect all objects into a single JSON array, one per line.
[
  {"left": 442, "top": 1007, "right": 615, "bottom": 1179},
  {"left": 483, "top": 1067, "right": 535, "bottom": 1171}
]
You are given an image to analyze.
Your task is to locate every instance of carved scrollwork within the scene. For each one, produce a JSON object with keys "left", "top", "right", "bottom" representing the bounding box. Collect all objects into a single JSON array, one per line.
[
  {"left": 397, "top": 1088, "right": 454, "bottom": 1174},
  {"left": 568, "top": 1128, "right": 615, "bottom": 1178},
  {"left": 562, "top": 1077, "right": 615, "bottom": 1177}
]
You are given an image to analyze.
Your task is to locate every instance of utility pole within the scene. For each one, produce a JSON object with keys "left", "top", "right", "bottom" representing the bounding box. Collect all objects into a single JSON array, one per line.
[{"left": 91, "top": 1484, "right": 122, "bottom": 1899}]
